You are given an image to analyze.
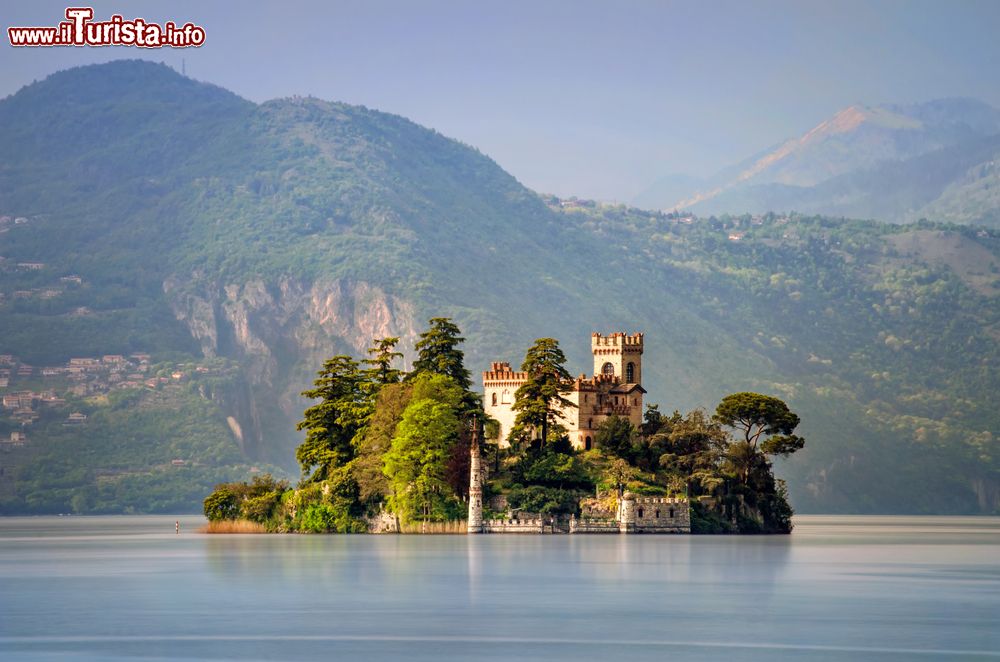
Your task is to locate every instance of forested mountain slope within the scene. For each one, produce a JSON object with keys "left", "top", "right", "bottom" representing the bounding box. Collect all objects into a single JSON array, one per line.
[{"left": 0, "top": 61, "right": 996, "bottom": 514}]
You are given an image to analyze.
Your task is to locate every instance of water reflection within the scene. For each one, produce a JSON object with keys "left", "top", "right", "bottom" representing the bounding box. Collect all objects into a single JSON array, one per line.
[{"left": 0, "top": 516, "right": 997, "bottom": 660}]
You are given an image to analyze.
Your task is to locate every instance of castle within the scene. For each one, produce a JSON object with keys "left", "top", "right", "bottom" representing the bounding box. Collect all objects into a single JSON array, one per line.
[
  {"left": 469, "top": 331, "right": 691, "bottom": 534},
  {"left": 483, "top": 332, "right": 647, "bottom": 450}
]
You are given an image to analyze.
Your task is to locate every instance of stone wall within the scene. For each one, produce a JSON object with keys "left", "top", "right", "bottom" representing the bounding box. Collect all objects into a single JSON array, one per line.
[
  {"left": 569, "top": 518, "right": 620, "bottom": 534},
  {"left": 481, "top": 517, "right": 565, "bottom": 534},
  {"left": 627, "top": 496, "right": 690, "bottom": 533}
]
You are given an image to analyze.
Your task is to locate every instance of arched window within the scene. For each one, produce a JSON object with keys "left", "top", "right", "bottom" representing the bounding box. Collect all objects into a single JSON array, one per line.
[
  {"left": 669, "top": 507, "right": 675, "bottom": 518},
  {"left": 638, "top": 508, "right": 644, "bottom": 518},
  {"left": 602, "top": 362, "right": 614, "bottom": 376},
  {"left": 655, "top": 509, "right": 660, "bottom": 519},
  {"left": 491, "top": 393, "right": 497, "bottom": 406},
  {"left": 626, "top": 362, "right": 635, "bottom": 383},
  {"left": 585, "top": 436, "right": 592, "bottom": 450},
  {"left": 501, "top": 389, "right": 511, "bottom": 404},
  {"left": 588, "top": 418, "right": 593, "bottom": 429}
]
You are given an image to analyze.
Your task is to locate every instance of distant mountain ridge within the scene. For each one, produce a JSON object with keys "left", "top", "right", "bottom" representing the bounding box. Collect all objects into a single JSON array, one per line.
[
  {"left": 1, "top": 61, "right": 998, "bottom": 516},
  {"left": 637, "top": 98, "right": 1000, "bottom": 226}
]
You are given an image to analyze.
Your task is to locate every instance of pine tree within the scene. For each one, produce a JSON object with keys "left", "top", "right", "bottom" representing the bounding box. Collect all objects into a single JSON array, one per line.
[
  {"left": 510, "top": 337, "right": 576, "bottom": 448},
  {"left": 362, "top": 336, "right": 404, "bottom": 386},
  {"left": 295, "top": 355, "right": 367, "bottom": 481},
  {"left": 409, "top": 318, "right": 471, "bottom": 391}
]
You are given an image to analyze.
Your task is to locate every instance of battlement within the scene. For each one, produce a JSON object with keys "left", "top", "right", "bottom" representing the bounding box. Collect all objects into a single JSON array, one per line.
[
  {"left": 482, "top": 361, "right": 528, "bottom": 384},
  {"left": 576, "top": 373, "right": 619, "bottom": 388},
  {"left": 592, "top": 332, "right": 644, "bottom": 351}
]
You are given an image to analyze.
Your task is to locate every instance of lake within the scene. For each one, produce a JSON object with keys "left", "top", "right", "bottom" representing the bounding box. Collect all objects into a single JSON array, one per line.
[{"left": 0, "top": 515, "right": 997, "bottom": 660}]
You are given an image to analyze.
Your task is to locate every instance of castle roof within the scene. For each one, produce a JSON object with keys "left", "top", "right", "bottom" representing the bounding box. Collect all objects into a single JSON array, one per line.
[{"left": 609, "top": 383, "right": 647, "bottom": 394}]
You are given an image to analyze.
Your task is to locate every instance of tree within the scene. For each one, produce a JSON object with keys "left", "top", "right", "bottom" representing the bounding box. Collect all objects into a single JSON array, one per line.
[
  {"left": 603, "top": 456, "right": 636, "bottom": 499},
  {"left": 713, "top": 392, "right": 805, "bottom": 487},
  {"left": 352, "top": 381, "right": 414, "bottom": 505},
  {"left": 510, "top": 338, "right": 576, "bottom": 448},
  {"left": 203, "top": 485, "right": 239, "bottom": 521},
  {"left": 295, "top": 355, "right": 367, "bottom": 481},
  {"left": 409, "top": 318, "right": 471, "bottom": 391},
  {"left": 655, "top": 409, "right": 728, "bottom": 495},
  {"left": 595, "top": 415, "right": 635, "bottom": 461},
  {"left": 362, "top": 336, "right": 404, "bottom": 387},
  {"left": 382, "top": 373, "right": 464, "bottom": 523}
]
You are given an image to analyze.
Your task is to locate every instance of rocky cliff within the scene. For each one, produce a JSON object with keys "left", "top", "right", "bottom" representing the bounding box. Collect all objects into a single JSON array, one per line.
[{"left": 165, "top": 275, "right": 418, "bottom": 461}]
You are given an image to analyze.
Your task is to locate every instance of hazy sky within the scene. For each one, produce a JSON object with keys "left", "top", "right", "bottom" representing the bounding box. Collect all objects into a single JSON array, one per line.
[{"left": 3, "top": 1, "right": 999, "bottom": 201}]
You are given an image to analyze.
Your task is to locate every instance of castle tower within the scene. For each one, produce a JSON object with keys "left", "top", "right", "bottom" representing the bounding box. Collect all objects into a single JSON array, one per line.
[
  {"left": 592, "top": 332, "right": 643, "bottom": 384},
  {"left": 467, "top": 418, "right": 483, "bottom": 534}
]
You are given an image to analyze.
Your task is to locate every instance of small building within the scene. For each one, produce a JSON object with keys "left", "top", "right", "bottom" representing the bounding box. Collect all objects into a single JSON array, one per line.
[{"left": 65, "top": 412, "right": 88, "bottom": 425}]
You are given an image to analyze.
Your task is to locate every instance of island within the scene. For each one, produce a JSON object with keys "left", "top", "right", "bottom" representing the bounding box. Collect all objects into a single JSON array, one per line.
[{"left": 203, "top": 319, "right": 803, "bottom": 534}]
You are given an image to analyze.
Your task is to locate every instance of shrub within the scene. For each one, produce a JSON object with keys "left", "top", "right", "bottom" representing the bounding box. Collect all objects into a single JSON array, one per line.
[{"left": 203, "top": 486, "right": 239, "bottom": 521}]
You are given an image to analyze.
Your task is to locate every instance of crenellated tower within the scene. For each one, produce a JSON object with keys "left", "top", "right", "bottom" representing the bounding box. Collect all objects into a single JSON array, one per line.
[{"left": 591, "top": 332, "right": 643, "bottom": 384}]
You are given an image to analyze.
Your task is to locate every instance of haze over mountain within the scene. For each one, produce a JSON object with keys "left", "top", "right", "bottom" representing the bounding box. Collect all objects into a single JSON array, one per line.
[
  {"left": 636, "top": 99, "right": 1000, "bottom": 226},
  {"left": 1, "top": 61, "right": 998, "bottom": 515}
]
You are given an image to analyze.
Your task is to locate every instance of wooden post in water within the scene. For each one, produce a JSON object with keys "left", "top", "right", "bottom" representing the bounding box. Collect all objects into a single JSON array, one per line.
[{"left": 467, "top": 415, "right": 483, "bottom": 534}]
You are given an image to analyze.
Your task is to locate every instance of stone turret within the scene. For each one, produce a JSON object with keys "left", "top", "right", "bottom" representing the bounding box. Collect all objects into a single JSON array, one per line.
[
  {"left": 467, "top": 419, "right": 483, "bottom": 534},
  {"left": 592, "top": 332, "right": 643, "bottom": 384},
  {"left": 618, "top": 491, "right": 636, "bottom": 533}
]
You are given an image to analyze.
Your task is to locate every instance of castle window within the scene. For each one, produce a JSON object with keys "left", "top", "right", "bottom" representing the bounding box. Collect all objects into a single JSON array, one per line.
[
  {"left": 602, "top": 362, "right": 614, "bottom": 376},
  {"left": 588, "top": 418, "right": 593, "bottom": 429},
  {"left": 584, "top": 394, "right": 588, "bottom": 403},
  {"left": 584, "top": 436, "right": 592, "bottom": 450},
  {"left": 638, "top": 508, "right": 644, "bottom": 518},
  {"left": 669, "top": 507, "right": 675, "bottom": 518},
  {"left": 501, "top": 389, "right": 511, "bottom": 404},
  {"left": 491, "top": 393, "right": 497, "bottom": 406},
  {"left": 614, "top": 396, "right": 618, "bottom": 405},
  {"left": 633, "top": 398, "right": 638, "bottom": 406},
  {"left": 655, "top": 509, "right": 660, "bottom": 519},
  {"left": 626, "top": 362, "right": 635, "bottom": 383}
]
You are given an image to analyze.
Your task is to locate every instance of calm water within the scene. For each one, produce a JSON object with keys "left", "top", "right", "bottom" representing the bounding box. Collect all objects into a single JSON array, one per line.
[{"left": 0, "top": 516, "right": 998, "bottom": 660}]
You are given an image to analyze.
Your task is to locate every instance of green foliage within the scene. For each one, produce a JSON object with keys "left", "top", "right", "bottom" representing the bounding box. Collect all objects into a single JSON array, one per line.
[
  {"left": 362, "top": 337, "right": 404, "bottom": 387},
  {"left": 352, "top": 381, "right": 414, "bottom": 505},
  {"left": 200, "top": 474, "right": 291, "bottom": 526},
  {"left": 506, "top": 485, "right": 582, "bottom": 515},
  {"left": 409, "top": 318, "right": 472, "bottom": 391},
  {"left": 203, "top": 486, "right": 239, "bottom": 521},
  {"left": 714, "top": 392, "right": 805, "bottom": 486},
  {"left": 295, "top": 355, "right": 367, "bottom": 481},
  {"left": 299, "top": 503, "right": 366, "bottom": 534},
  {"left": 510, "top": 338, "right": 575, "bottom": 447},
  {"left": 594, "top": 416, "right": 637, "bottom": 461},
  {"left": 382, "top": 373, "right": 465, "bottom": 523},
  {"left": 602, "top": 456, "right": 637, "bottom": 496}
]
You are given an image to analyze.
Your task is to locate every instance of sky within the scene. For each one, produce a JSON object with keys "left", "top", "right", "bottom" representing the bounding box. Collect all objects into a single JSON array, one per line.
[{"left": 2, "top": 0, "right": 999, "bottom": 201}]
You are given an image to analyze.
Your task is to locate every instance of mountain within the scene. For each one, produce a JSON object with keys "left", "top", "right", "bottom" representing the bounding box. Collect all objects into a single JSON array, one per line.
[
  {"left": 1, "top": 61, "right": 998, "bottom": 515},
  {"left": 636, "top": 99, "right": 1000, "bottom": 226}
]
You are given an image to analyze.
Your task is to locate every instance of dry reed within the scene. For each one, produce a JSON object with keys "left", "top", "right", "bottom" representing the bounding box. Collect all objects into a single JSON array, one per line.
[{"left": 199, "top": 519, "right": 268, "bottom": 534}]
